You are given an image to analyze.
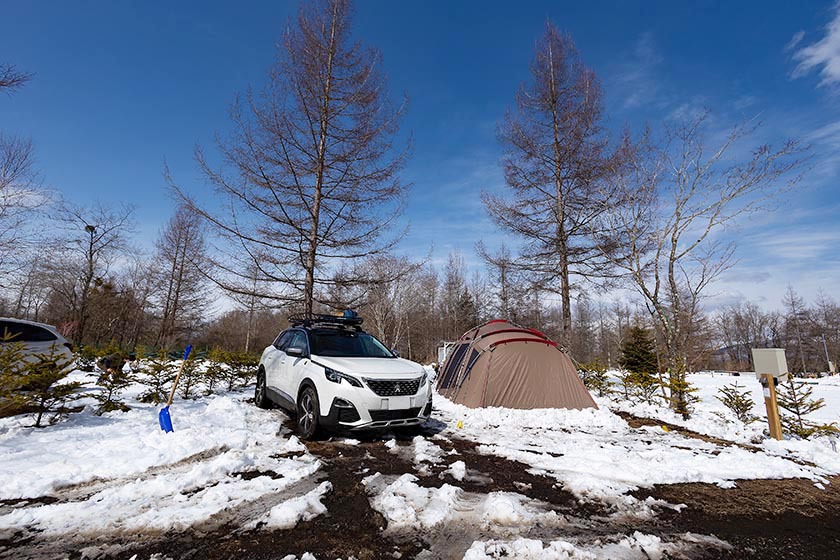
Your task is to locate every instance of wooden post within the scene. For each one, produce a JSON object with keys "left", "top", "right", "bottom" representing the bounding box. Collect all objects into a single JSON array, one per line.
[{"left": 761, "top": 374, "right": 783, "bottom": 440}]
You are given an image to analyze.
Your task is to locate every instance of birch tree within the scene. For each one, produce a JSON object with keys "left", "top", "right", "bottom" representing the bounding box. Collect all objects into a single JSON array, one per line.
[
  {"left": 173, "top": 0, "right": 408, "bottom": 314},
  {"left": 603, "top": 113, "right": 806, "bottom": 416}
]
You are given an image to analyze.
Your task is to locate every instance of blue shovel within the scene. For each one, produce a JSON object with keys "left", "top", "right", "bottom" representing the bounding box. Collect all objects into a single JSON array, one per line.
[{"left": 159, "top": 345, "right": 193, "bottom": 433}]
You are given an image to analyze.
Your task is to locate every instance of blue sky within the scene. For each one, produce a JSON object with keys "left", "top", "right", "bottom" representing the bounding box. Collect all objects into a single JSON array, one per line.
[{"left": 2, "top": 0, "right": 839, "bottom": 309}]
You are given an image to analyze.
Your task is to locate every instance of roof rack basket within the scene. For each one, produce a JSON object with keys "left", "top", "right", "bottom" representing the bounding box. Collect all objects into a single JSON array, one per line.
[{"left": 288, "top": 311, "right": 364, "bottom": 328}]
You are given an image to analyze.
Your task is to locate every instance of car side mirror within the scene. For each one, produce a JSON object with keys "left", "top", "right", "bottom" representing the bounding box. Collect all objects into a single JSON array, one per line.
[
  {"left": 392, "top": 348, "right": 401, "bottom": 358},
  {"left": 286, "top": 346, "right": 306, "bottom": 358}
]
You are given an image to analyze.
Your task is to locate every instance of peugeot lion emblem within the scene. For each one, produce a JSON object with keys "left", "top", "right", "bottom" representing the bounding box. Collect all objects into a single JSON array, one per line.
[{"left": 395, "top": 383, "right": 401, "bottom": 393}]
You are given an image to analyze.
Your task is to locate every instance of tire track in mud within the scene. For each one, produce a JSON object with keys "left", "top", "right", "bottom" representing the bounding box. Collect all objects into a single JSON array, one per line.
[
  {"left": 359, "top": 433, "right": 728, "bottom": 559},
  {"left": 3, "top": 414, "right": 836, "bottom": 560},
  {"left": 117, "top": 436, "right": 429, "bottom": 560}
]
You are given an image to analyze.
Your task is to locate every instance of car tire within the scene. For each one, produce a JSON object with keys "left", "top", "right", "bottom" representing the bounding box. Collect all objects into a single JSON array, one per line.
[
  {"left": 297, "top": 386, "right": 321, "bottom": 440},
  {"left": 255, "top": 369, "right": 271, "bottom": 409}
]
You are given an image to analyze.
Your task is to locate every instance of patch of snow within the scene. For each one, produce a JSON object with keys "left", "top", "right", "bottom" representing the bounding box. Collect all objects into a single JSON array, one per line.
[
  {"left": 463, "top": 532, "right": 731, "bottom": 560},
  {"left": 258, "top": 481, "right": 332, "bottom": 529},
  {"left": 0, "top": 392, "right": 322, "bottom": 535},
  {"left": 447, "top": 460, "right": 466, "bottom": 481},
  {"left": 364, "top": 473, "right": 560, "bottom": 532},
  {"left": 434, "top": 390, "right": 838, "bottom": 504}
]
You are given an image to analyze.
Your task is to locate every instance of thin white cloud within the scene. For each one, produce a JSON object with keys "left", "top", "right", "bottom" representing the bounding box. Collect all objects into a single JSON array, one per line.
[
  {"left": 616, "top": 32, "right": 663, "bottom": 109},
  {"left": 786, "top": 30, "right": 805, "bottom": 52},
  {"left": 790, "top": 3, "right": 840, "bottom": 88},
  {"left": 749, "top": 230, "right": 840, "bottom": 261}
]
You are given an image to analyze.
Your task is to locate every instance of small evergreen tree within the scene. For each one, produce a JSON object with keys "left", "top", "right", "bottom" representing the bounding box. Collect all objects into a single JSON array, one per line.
[
  {"left": 0, "top": 339, "right": 30, "bottom": 418},
  {"left": 137, "top": 351, "right": 175, "bottom": 404},
  {"left": 177, "top": 355, "right": 200, "bottom": 399},
  {"left": 617, "top": 326, "right": 663, "bottom": 405},
  {"left": 204, "top": 348, "right": 228, "bottom": 395},
  {"left": 776, "top": 377, "right": 839, "bottom": 438},
  {"left": 75, "top": 345, "right": 98, "bottom": 372},
  {"left": 224, "top": 351, "right": 259, "bottom": 390},
  {"left": 20, "top": 348, "right": 81, "bottom": 427},
  {"left": 661, "top": 373, "right": 700, "bottom": 417},
  {"left": 716, "top": 381, "right": 758, "bottom": 424},
  {"left": 578, "top": 361, "right": 613, "bottom": 397},
  {"left": 93, "top": 365, "right": 132, "bottom": 414},
  {"left": 619, "top": 326, "right": 658, "bottom": 374}
]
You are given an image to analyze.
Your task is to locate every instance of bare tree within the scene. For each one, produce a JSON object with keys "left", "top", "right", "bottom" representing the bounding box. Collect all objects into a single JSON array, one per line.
[
  {"left": 483, "top": 22, "right": 626, "bottom": 346},
  {"left": 0, "top": 135, "right": 43, "bottom": 278},
  {"left": 153, "top": 204, "right": 209, "bottom": 348},
  {"left": 476, "top": 242, "right": 528, "bottom": 322},
  {"left": 714, "top": 302, "right": 776, "bottom": 370},
  {"left": 0, "top": 63, "right": 43, "bottom": 286},
  {"left": 54, "top": 202, "right": 134, "bottom": 344},
  {"left": 0, "top": 64, "right": 31, "bottom": 94},
  {"left": 603, "top": 113, "right": 806, "bottom": 416},
  {"left": 783, "top": 285, "right": 811, "bottom": 373},
  {"left": 172, "top": 0, "right": 409, "bottom": 314},
  {"left": 355, "top": 255, "right": 424, "bottom": 351}
]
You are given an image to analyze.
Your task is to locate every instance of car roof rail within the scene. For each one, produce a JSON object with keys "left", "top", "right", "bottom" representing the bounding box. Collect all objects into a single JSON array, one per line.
[{"left": 288, "top": 311, "right": 364, "bottom": 329}]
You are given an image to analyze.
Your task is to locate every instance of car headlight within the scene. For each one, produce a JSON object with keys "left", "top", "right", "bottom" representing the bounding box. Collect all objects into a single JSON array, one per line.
[
  {"left": 324, "top": 367, "right": 362, "bottom": 387},
  {"left": 420, "top": 372, "right": 427, "bottom": 386}
]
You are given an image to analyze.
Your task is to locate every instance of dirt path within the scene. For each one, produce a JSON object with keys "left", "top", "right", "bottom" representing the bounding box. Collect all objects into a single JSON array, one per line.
[
  {"left": 2, "top": 417, "right": 839, "bottom": 559},
  {"left": 633, "top": 476, "right": 840, "bottom": 560}
]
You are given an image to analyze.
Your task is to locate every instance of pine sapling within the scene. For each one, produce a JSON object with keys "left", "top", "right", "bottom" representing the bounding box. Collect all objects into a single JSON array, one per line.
[
  {"left": 177, "top": 355, "right": 199, "bottom": 399},
  {"left": 0, "top": 338, "right": 30, "bottom": 418},
  {"left": 577, "top": 361, "right": 613, "bottom": 397},
  {"left": 21, "top": 348, "right": 81, "bottom": 427},
  {"left": 776, "top": 377, "right": 839, "bottom": 438},
  {"left": 617, "top": 326, "right": 662, "bottom": 405},
  {"left": 137, "top": 351, "right": 175, "bottom": 404},
  {"left": 632, "top": 371, "right": 662, "bottom": 405},
  {"left": 93, "top": 365, "right": 132, "bottom": 414},
  {"left": 203, "top": 348, "right": 228, "bottom": 395},
  {"left": 716, "top": 381, "right": 758, "bottom": 424}
]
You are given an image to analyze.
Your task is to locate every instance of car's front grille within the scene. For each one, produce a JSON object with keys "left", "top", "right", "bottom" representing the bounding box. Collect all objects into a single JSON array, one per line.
[
  {"left": 364, "top": 378, "right": 421, "bottom": 396},
  {"left": 369, "top": 407, "right": 422, "bottom": 422}
]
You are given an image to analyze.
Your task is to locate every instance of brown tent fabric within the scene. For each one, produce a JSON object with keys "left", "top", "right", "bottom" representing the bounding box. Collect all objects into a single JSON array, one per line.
[{"left": 437, "top": 320, "right": 597, "bottom": 410}]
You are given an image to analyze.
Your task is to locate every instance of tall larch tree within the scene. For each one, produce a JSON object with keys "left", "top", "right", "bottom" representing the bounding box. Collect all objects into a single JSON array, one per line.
[
  {"left": 172, "top": 0, "right": 409, "bottom": 314},
  {"left": 483, "top": 22, "right": 625, "bottom": 346}
]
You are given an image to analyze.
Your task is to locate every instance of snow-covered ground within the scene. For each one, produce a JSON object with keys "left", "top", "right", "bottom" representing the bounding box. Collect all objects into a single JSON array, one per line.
[
  {"left": 432, "top": 387, "right": 839, "bottom": 504},
  {"left": 0, "top": 380, "right": 327, "bottom": 539},
  {"left": 1, "top": 365, "right": 839, "bottom": 559},
  {"left": 689, "top": 371, "right": 840, "bottom": 426}
]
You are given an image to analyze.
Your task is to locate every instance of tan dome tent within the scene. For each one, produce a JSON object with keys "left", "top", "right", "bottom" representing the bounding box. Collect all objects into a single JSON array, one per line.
[{"left": 437, "top": 320, "right": 597, "bottom": 410}]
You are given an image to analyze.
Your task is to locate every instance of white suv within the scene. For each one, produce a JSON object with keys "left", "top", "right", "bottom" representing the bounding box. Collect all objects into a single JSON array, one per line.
[
  {"left": 0, "top": 318, "right": 74, "bottom": 367},
  {"left": 256, "top": 312, "right": 432, "bottom": 439}
]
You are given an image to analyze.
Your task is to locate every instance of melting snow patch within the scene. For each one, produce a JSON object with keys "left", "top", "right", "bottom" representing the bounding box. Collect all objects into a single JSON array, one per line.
[
  {"left": 447, "top": 460, "right": 466, "bottom": 481},
  {"left": 258, "top": 481, "right": 332, "bottom": 529},
  {"left": 463, "top": 532, "right": 731, "bottom": 560},
  {"left": 0, "top": 393, "right": 324, "bottom": 535},
  {"left": 386, "top": 436, "right": 446, "bottom": 475},
  {"left": 434, "top": 391, "right": 837, "bottom": 504},
  {"left": 364, "top": 473, "right": 560, "bottom": 532}
]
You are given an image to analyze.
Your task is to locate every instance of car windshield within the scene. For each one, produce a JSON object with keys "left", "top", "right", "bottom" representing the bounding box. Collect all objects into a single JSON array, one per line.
[{"left": 309, "top": 329, "right": 394, "bottom": 358}]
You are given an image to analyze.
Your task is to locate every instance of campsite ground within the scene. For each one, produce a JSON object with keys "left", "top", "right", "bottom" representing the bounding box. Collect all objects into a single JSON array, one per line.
[{"left": 1, "top": 370, "right": 839, "bottom": 559}]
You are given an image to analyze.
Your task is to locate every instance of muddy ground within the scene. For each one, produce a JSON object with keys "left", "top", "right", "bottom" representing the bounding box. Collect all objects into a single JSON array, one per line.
[{"left": 2, "top": 415, "right": 839, "bottom": 560}]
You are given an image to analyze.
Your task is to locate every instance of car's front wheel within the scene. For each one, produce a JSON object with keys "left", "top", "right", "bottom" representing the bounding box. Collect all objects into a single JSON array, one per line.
[
  {"left": 297, "top": 386, "right": 321, "bottom": 440},
  {"left": 255, "top": 368, "right": 271, "bottom": 409}
]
